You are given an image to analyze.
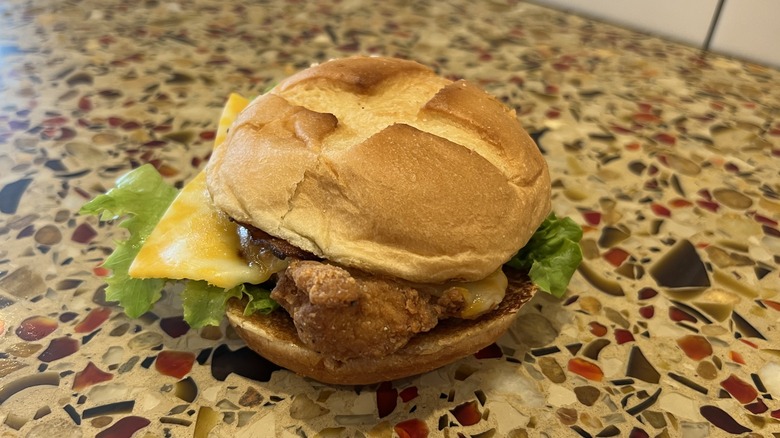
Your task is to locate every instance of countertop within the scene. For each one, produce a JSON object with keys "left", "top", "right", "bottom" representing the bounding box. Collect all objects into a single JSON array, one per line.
[{"left": 1, "top": 0, "right": 779, "bottom": 436}]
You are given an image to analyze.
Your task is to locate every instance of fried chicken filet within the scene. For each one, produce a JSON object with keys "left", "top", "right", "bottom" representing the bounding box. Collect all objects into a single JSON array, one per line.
[
  {"left": 273, "top": 260, "right": 466, "bottom": 360},
  {"left": 238, "top": 222, "right": 466, "bottom": 360}
]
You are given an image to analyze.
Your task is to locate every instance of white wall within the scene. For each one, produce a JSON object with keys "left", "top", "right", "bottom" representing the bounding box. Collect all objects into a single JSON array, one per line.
[
  {"left": 709, "top": 0, "right": 780, "bottom": 68},
  {"left": 528, "top": 0, "right": 720, "bottom": 47},
  {"left": 529, "top": 0, "right": 780, "bottom": 68}
]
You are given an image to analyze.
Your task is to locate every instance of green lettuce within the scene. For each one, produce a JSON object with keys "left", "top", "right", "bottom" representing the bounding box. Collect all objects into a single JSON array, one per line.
[
  {"left": 506, "top": 213, "right": 583, "bottom": 298},
  {"left": 181, "top": 281, "right": 278, "bottom": 328},
  {"left": 79, "top": 164, "right": 178, "bottom": 317},
  {"left": 181, "top": 281, "right": 243, "bottom": 328},
  {"left": 241, "top": 284, "right": 279, "bottom": 316}
]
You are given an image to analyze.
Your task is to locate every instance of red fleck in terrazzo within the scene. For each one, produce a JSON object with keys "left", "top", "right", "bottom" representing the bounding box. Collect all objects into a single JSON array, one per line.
[
  {"left": 677, "top": 335, "right": 714, "bottom": 361},
  {"left": 72, "top": 362, "right": 113, "bottom": 391},
  {"left": 73, "top": 307, "right": 111, "bottom": 333},
  {"left": 155, "top": 351, "right": 195, "bottom": 379},
  {"left": 15, "top": 316, "right": 58, "bottom": 341}
]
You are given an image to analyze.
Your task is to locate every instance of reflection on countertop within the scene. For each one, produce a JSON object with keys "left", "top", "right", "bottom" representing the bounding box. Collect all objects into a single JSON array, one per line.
[{"left": 1, "top": 0, "right": 779, "bottom": 436}]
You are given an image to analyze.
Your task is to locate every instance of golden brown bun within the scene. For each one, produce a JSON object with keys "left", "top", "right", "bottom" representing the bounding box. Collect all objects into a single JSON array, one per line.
[
  {"left": 206, "top": 56, "right": 551, "bottom": 283},
  {"left": 225, "top": 269, "right": 536, "bottom": 385}
]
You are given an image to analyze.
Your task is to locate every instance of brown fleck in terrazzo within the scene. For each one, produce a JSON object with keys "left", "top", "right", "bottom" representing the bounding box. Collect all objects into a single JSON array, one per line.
[{"left": 1, "top": 0, "right": 779, "bottom": 436}]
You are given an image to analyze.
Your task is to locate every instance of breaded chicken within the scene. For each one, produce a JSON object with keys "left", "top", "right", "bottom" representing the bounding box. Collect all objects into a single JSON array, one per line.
[{"left": 271, "top": 260, "right": 465, "bottom": 360}]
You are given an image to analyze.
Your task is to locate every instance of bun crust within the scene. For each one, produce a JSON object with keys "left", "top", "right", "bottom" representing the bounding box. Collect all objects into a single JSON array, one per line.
[
  {"left": 225, "top": 269, "right": 536, "bottom": 385},
  {"left": 206, "top": 56, "right": 550, "bottom": 282}
]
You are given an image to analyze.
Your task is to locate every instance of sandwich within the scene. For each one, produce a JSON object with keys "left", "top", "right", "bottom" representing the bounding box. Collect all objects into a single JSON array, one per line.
[{"left": 81, "top": 56, "right": 582, "bottom": 385}]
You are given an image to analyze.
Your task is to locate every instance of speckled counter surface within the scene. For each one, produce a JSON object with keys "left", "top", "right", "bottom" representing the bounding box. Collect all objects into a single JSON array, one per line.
[{"left": 1, "top": 0, "right": 779, "bottom": 437}]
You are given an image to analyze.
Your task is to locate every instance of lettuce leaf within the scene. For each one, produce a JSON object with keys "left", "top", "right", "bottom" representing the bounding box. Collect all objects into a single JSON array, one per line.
[
  {"left": 181, "top": 281, "right": 243, "bottom": 327},
  {"left": 507, "top": 213, "right": 583, "bottom": 298},
  {"left": 241, "top": 284, "right": 279, "bottom": 316},
  {"left": 181, "top": 281, "right": 278, "bottom": 328},
  {"left": 79, "top": 164, "right": 178, "bottom": 317}
]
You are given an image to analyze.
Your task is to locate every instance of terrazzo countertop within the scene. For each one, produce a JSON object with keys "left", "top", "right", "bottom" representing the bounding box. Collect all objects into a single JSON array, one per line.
[{"left": 1, "top": 0, "right": 779, "bottom": 437}]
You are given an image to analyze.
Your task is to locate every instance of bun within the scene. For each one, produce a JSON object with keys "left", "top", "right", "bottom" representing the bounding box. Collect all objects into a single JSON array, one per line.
[
  {"left": 225, "top": 269, "right": 536, "bottom": 385},
  {"left": 206, "top": 56, "right": 550, "bottom": 283}
]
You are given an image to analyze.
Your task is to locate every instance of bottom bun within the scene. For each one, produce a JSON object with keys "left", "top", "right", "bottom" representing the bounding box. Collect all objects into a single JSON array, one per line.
[{"left": 225, "top": 268, "right": 536, "bottom": 385}]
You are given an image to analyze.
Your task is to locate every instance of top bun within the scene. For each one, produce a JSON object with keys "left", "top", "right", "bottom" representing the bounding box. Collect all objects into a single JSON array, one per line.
[{"left": 206, "top": 56, "right": 550, "bottom": 283}]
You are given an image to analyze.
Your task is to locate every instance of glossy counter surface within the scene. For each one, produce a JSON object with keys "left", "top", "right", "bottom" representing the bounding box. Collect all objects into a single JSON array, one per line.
[{"left": 1, "top": 1, "right": 779, "bottom": 436}]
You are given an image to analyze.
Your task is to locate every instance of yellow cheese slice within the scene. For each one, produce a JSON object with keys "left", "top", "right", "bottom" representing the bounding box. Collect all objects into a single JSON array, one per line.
[
  {"left": 214, "top": 93, "right": 249, "bottom": 148},
  {"left": 459, "top": 268, "right": 507, "bottom": 318},
  {"left": 436, "top": 268, "right": 507, "bottom": 319},
  {"left": 129, "top": 171, "right": 275, "bottom": 288},
  {"left": 129, "top": 94, "right": 285, "bottom": 288}
]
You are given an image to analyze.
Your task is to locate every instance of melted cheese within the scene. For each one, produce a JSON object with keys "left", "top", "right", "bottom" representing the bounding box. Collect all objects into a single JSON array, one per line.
[
  {"left": 445, "top": 268, "right": 508, "bottom": 319},
  {"left": 214, "top": 93, "right": 249, "bottom": 147},
  {"left": 128, "top": 171, "right": 285, "bottom": 287},
  {"left": 129, "top": 92, "right": 507, "bottom": 317},
  {"left": 129, "top": 94, "right": 287, "bottom": 288}
]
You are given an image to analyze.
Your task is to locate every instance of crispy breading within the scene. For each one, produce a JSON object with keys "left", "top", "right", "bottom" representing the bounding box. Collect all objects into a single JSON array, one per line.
[{"left": 271, "top": 260, "right": 465, "bottom": 360}]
